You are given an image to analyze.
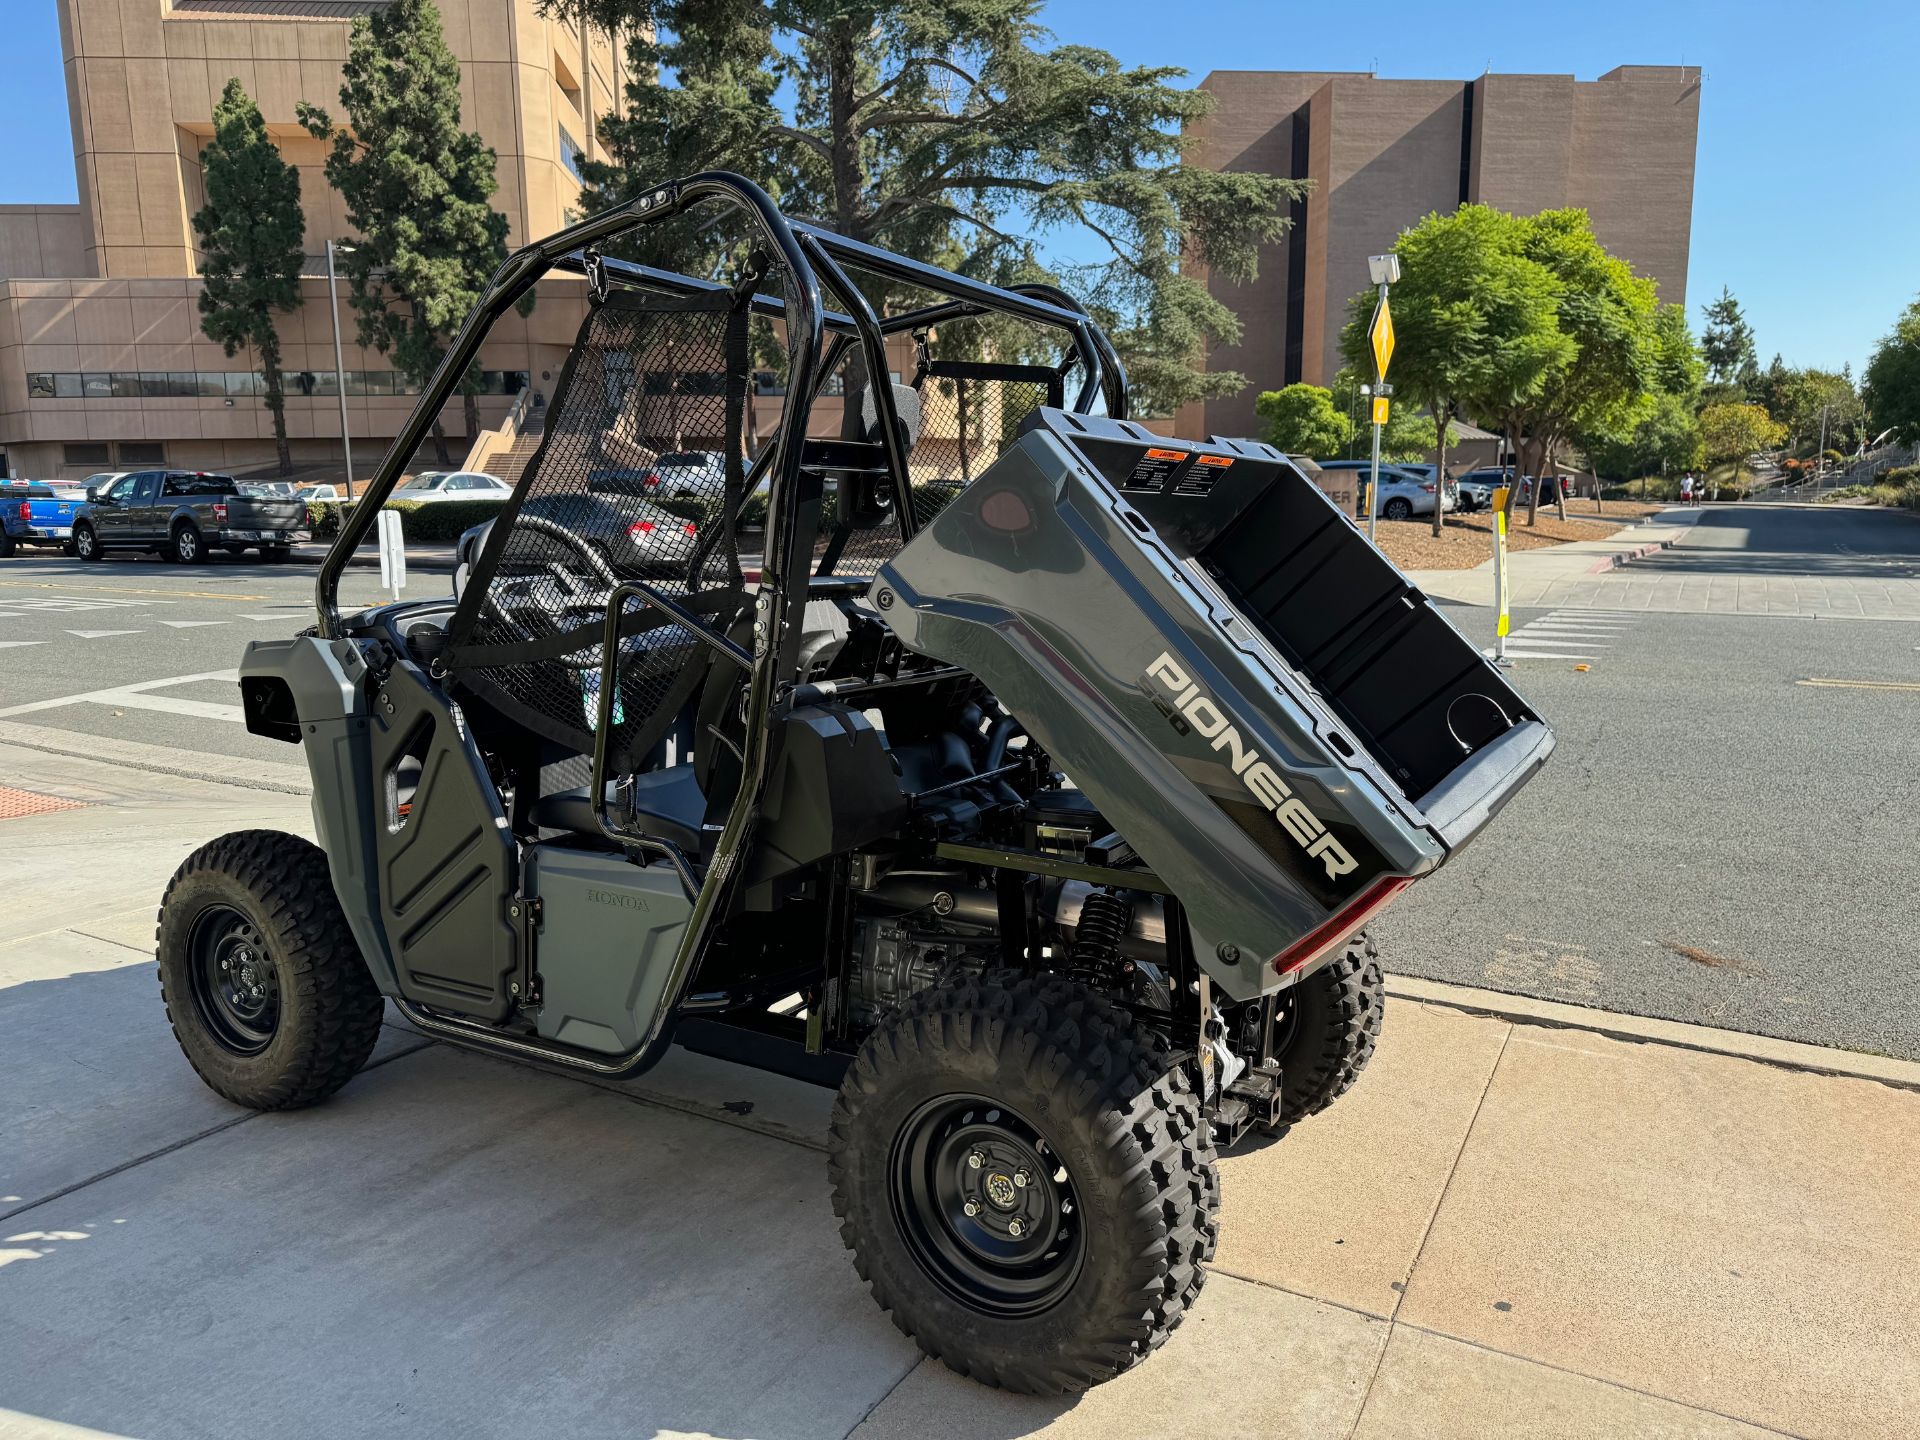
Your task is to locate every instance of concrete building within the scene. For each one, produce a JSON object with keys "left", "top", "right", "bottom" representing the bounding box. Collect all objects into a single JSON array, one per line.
[
  {"left": 1180, "top": 66, "right": 1702, "bottom": 440},
  {"left": 0, "top": 0, "right": 628, "bottom": 480}
]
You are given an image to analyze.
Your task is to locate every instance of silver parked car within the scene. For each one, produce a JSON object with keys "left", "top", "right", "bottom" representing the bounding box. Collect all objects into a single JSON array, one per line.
[{"left": 1314, "top": 460, "right": 1455, "bottom": 519}]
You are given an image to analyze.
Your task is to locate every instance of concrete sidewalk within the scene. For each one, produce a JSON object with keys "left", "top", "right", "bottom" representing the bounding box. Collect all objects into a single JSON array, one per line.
[
  {"left": 1408, "top": 509, "right": 1702, "bottom": 607},
  {"left": 3, "top": 745, "right": 1917, "bottom": 1438}
]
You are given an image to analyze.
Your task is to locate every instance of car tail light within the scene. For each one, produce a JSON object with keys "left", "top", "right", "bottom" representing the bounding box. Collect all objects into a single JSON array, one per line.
[
  {"left": 628, "top": 520, "right": 656, "bottom": 538},
  {"left": 16, "top": 501, "right": 29, "bottom": 522},
  {"left": 642, "top": 471, "right": 661, "bottom": 490},
  {"left": 1269, "top": 876, "right": 1411, "bottom": 978},
  {"left": 212, "top": 502, "right": 228, "bottom": 523},
  {"left": 682, "top": 521, "right": 698, "bottom": 536},
  {"left": 1420, "top": 484, "right": 1436, "bottom": 493}
]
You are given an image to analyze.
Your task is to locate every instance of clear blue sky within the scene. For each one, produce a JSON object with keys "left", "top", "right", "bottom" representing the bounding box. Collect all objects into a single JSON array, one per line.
[{"left": 7, "top": 0, "right": 1911, "bottom": 374}]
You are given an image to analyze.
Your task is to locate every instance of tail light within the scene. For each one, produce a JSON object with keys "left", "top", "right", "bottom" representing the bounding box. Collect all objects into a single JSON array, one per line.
[
  {"left": 682, "top": 521, "right": 698, "bottom": 536},
  {"left": 642, "top": 471, "right": 661, "bottom": 490},
  {"left": 628, "top": 520, "right": 656, "bottom": 539},
  {"left": 17, "top": 501, "right": 29, "bottom": 522},
  {"left": 1420, "top": 484, "right": 1436, "bottom": 493},
  {"left": 212, "top": 502, "right": 228, "bottom": 524},
  {"left": 1270, "top": 876, "right": 1411, "bottom": 978}
]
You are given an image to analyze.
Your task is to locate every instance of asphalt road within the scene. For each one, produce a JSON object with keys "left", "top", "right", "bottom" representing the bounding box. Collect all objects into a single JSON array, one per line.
[
  {"left": 0, "top": 552, "right": 403, "bottom": 766},
  {"left": 1384, "top": 503, "right": 1920, "bottom": 1059},
  {"left": 4, "top": 506, "right": 1919, "bottom": 1058}
]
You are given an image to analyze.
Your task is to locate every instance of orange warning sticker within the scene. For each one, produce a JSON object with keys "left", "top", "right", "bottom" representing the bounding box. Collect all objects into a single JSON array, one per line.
[
  {"left": 1195, "top": 455, "right": 1234, "bottom": 468},
  {"left": 1145, "top": 447, "right": 1188, "bottom": 461}
]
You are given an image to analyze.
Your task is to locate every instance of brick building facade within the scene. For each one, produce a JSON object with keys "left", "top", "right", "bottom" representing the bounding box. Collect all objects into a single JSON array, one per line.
[{"left": 1178, "top": 66, "right": 1702, "bottom": 441}]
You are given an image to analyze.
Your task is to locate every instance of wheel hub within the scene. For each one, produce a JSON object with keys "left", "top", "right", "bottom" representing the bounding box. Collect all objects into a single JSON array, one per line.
[
  {"left": 888, "top": 1095, "right": 1086, "bottom": 1317},
  {"left": 187, "top": 906, "right": 279, "bottom": 1055}
]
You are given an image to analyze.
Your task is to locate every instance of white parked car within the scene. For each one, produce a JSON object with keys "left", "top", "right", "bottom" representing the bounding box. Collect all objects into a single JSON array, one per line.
[
  {"left": 294, "top": 483, "right": 342, "bottom": 503},
  {"left": 391, "top": 471, "right": 512, "bottom": 503}
]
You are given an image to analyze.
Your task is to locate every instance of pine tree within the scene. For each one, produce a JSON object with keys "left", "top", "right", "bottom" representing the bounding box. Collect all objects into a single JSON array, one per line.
[
  {"left": 1699, "top": 285, "right": 1758, "bottom": 391},
  {"left": 553, "top": 0, "right": 1302, "bottom": 416},
  {"left": 192, "top": 79, "right": 306, "bottom": 477},
  {"left": 298, "top": 0, "right": 515, "bottom": 465}
]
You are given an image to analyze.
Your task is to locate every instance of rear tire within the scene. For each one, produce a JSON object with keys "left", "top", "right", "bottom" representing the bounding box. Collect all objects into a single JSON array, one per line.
[
  {"left": 170, "top": 523, "right": 207, "bottom": 564},
  {"left": 73, "top": 523, "right": 103, "bottom": 561},
  {"left": 829, "top": 973, "right": 1217, "bottom": 1395},
  {"left": 156, "top": 830, "right": 384, "bottom": 1110},
  {"left": 263, "top": 544, "right": 291, "bottom": 562},
  {"left": 0, "top": 530, "right": 14, "bottom": 558},
  {"left": 1267, "top": 932, "right": 1384, "bottom": 1128}
]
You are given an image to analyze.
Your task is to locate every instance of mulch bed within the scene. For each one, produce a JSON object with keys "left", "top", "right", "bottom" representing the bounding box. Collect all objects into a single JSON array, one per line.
[{"left": 1371, "top": 500, "right": 1667, "bottom": 571}]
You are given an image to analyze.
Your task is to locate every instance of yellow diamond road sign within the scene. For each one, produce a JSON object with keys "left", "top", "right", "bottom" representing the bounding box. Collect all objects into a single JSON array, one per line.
[{"left": 1370, "top": 297, "right": 1395, "bottom": 379}]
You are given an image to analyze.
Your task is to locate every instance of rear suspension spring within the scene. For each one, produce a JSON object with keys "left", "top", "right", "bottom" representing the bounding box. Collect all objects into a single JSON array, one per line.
[{"left": 1068, "top": 889, "right": 1133, "bottom": 992}]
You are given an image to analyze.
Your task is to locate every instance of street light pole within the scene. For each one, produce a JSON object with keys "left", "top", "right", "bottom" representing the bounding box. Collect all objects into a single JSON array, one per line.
[{"left": 326, "top": 240, "right": 355, "bottom": 496}]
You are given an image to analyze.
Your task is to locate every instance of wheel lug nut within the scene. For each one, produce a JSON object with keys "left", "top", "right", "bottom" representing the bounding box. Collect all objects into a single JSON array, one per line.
[
  {"left": 1013, "top": 1169, "right": 1030, "bottom": 1188},
  {"left": 966, "top": 1151, "right": 984, "bottom": 1170},
  {"left": 220, "top": 959, "right": 230, "bottom": 971},
  {"left": 963, "top": 1200, "right": 981, "bottom": 1217},
  {"left": 1008, "top": 1218, "right": 1025, "bottom": 1238}
]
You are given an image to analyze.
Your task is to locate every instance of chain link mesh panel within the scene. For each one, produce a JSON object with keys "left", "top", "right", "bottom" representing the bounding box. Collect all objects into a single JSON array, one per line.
[{"left": 446, "top": 289, "right": 751, "bottom": 764}]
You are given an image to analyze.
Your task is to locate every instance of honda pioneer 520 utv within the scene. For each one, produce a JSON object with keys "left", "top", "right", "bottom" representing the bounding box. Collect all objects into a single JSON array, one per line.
[{"left": 157, "top": 174, "right": 1552, "bottom": 1394}]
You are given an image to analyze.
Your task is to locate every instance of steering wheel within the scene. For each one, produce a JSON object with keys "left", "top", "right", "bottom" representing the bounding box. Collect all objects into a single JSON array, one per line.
[{"left": 477, "top": 513, "right": 623, "bottom": 669}]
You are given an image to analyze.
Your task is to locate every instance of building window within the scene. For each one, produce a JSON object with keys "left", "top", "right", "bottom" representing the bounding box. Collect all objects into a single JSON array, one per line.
[
  {"left": 559, "top": 125, "right": 586, "bottom": 182},
  {"left": 118, "top": 442, "right": 164, "bottom": 465},
  {"left": 25, "top": 370, "right": 415, "bottom": 402},
  {"left": 63, "top": 443, "right": 110, "bottom": 466}
]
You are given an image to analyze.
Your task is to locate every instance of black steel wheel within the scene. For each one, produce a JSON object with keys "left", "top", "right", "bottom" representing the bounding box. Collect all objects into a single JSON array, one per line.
[
  {"left": 1264, "top": 931, "right": 1384, "bottom": 1130},
  {"left": 888, "top": 1094, "right": 1087, "bottom": 1319},
  {"left": 157, "top": 830, "right": 383, "bottom": 1110},
  {"left": 185, "top": 905, "right": 280, "bottom": 1056},
  {"left": 830, "top": 972, "right": 1218, "bottom": 1394}
]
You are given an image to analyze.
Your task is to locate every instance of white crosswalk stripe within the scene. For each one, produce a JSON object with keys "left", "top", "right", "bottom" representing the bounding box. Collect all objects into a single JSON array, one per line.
[{"left": 1487, "top": 609, "right": 1645, "bottom": 666}]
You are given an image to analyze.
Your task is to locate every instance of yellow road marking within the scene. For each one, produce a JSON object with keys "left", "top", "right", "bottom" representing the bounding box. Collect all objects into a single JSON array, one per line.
[
  {"left": 1795, "top": 677, "right": 1920, "bottom": 692},
  {"left": 0, "top": 579, "right": 269, "bottom": 602}
]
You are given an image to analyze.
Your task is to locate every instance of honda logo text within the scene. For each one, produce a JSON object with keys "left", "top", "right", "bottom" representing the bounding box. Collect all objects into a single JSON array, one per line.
[{"left": 1143, "top": 653, "right": 1358, "bottom": 882}]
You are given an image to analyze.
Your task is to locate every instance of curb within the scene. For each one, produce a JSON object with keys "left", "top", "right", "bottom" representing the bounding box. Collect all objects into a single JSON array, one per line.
[
  {"left": 1386, "top": 975, "right": 1920, "bottom": 1094},
  {"left": 1586, "top": 539, "right": 1672, "bottom": 573}
]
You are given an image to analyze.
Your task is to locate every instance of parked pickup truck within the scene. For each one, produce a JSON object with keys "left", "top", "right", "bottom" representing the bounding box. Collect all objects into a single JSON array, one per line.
[
  {"left": 0, "top": 483, "right": 83, "bottom": 556},
  {"left": 71, "top": 470, "right": 306, "bottom": 563}
]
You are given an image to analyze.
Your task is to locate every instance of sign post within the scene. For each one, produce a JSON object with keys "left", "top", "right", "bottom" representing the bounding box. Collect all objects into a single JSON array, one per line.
[
  {"left": 1490, "top": 485, "right": 1512, "bottom": 668},
  {"left": 1364, "top": 254, "right": 1399, "bottom": 544},
  {"left": 376, "top": 507, "right": 407, "bottom": 605}
]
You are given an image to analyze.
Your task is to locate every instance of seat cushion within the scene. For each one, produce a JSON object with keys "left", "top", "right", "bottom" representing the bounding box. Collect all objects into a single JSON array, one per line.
[{"left": 531, "top": 765, "right": 707, "bottom": 851}]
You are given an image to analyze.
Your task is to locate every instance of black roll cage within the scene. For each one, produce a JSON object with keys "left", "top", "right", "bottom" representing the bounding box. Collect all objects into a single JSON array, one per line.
[{"left": 322, "top": 172, "right": 1128, "bottom": 1080}]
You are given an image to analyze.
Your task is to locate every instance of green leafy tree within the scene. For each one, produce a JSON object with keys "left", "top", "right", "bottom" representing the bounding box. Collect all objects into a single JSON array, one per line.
[
  {"left": 1328, "top": 368, "right": 1448, "bottom": 462},
  {"left": 1582, "top": 391, "right": 1701, "bottom": 491},
  {"left": 1864, "top": 297, "right": 1920, "bottom": 446},
  {"left": 297, "top": 0, "right": 517, "bottom": 465},
  {"left": 563, "top": 0, "right": 1303, "bottom": 417},
  {"left": 191, "top": 79, "right": 306, "bottom": 477},
  {"left": 1699, "top": 401, "right": 1785, "bottom": 485},
  {"left": 1340, "top": 205, "right": 1569, "bottom": 535},
  {"left": 1771, "top": 367, "right": 1862, "bottom": 454},
  {"left": 1254, "top": 384, "right": 1352, "bottom": 457},
  {"left": 1491, "top": 209, "right": 1660, "bottom": 524},
  {"left": 1699, "top": 285, "right": 1758, "bottom": 391}
]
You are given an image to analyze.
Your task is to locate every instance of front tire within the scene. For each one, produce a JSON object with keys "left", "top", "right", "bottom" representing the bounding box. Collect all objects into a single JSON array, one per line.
[
  {"left": 73, "top": 523, "right": 103, "bottom": 561},
  {"left": 829, "top": 974, "right": 1218, "bottom": 1395},
  {"left": 157, "top": 830, "right": 384, "bottom": 1110},
  {"left": 1268, "top": 932, "right": 1384, "bottom": 1128}
]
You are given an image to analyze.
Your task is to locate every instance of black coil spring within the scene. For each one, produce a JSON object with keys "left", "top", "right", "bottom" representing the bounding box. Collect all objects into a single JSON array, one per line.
[{"left": 1068, "top": 889, "right": 1133, "bottom": 991}]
